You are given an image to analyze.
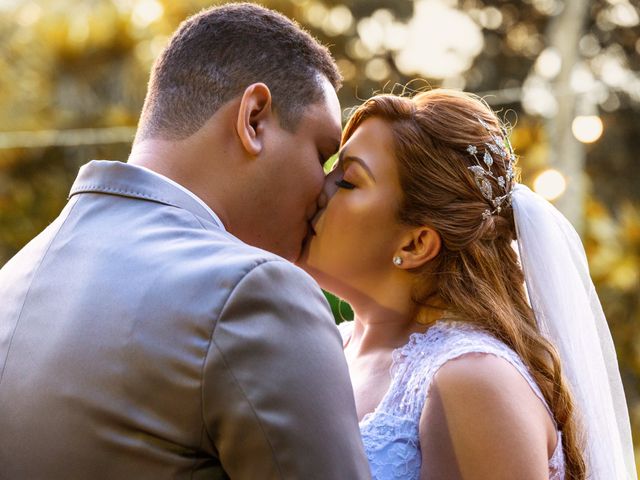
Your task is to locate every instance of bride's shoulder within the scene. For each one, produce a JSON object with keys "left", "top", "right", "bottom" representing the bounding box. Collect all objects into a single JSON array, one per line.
[
  {"left": 426, "top": 322, "right": 547, "bottom": 412},
  {"left": 431, "top": 351, "right": 535, "bottom": 399},
  {"left": 421, "top": 352, "right": 554, "bottom": 476}
]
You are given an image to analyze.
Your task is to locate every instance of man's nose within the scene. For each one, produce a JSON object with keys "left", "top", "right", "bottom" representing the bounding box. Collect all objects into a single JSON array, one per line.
[{"left": 321, "top": 168, "right": 341, "bottom": 203}]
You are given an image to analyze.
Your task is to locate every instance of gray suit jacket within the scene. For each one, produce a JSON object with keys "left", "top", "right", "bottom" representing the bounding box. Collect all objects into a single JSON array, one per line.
[{"left": 0, "top": 160, "right": 370, "bottom": 479}]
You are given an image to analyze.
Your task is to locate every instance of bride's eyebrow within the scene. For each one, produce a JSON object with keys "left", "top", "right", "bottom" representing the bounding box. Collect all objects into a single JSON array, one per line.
[{"left": 339, "top": 150, "right": 376, "bottom": 182}]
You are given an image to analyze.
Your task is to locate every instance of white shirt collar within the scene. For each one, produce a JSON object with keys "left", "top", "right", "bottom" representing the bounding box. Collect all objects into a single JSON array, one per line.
[{"left": 131, "top": 164, "right": 226, "bottom": 231}]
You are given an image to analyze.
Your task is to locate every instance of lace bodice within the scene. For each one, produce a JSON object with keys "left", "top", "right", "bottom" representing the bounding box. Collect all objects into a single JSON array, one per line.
[{"left": 339, "top": 320, "right": 565, "bottom": 480}]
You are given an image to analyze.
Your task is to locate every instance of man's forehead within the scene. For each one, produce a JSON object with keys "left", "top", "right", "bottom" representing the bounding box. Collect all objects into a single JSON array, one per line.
[
  {"left": 323, "top": 78, "right": 342, "bottom": 129},
  {"left": 306, "top": 76, "right": 342, "bottom": 143}
]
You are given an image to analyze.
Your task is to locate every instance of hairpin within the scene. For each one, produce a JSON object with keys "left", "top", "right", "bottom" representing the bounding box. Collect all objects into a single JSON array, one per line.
[{"left": 466, "top": 117, "right": 516, "bottom": 220}]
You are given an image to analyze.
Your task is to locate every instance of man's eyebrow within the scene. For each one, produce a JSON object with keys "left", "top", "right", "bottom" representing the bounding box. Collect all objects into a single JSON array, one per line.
[{"left": 338, "top": 150, "right": 376, "bottom": 182}]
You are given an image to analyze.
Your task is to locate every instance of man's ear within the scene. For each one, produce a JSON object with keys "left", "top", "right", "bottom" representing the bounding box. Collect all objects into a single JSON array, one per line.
[
  {"left": 394, "top": 226, "right": 442, "bottom": 269},
  {"left": 236, "top": 83, "right": 273, "bottom": 156}
]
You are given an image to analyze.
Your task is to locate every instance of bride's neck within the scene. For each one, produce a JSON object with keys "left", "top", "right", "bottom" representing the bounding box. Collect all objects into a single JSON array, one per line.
[
  {"left": 349, "top": 314, "right": 414, "bottom": 355},
  {"left": 340, "top": 273, "right": 444, "bottom": 354},
  {"left": 348, "top": 299, "right": 443, "bottom": 355}
]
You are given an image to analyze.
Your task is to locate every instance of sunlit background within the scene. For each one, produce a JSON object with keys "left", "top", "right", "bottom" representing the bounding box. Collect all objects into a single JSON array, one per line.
[{"left": 0, "top": 0, "right": 639, "bottom": 467}]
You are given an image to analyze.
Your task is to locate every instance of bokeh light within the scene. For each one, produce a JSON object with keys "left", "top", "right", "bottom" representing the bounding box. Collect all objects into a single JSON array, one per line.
[
  {"left": 394, "top": 0, "right": 483, "bottom": 78},
  {"left": 534, "top": 169, "right": 567, "bottom": 201},
  {"left": 132, "top": 0, "right": 164, "bottom": 29},
  {"left": 535, "top": 47, "right": 562, "bottom": 79},
  {"left": 572, "top": 115, "right": 604, "bottom": 143}
]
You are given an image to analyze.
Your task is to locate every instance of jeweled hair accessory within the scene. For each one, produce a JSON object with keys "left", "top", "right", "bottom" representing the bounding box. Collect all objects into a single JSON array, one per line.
[{"left": 466, "top": 117, "right": 516, "bottom": 220}]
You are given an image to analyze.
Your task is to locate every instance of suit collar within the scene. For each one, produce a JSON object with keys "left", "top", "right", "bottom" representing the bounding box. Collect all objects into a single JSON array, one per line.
[{"left": 69, "top": 160, "right": 224, "bottom": 229}]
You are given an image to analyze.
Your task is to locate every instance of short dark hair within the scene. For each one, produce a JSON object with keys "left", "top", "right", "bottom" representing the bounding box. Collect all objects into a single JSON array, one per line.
[{"left": 136, "top": 2, "right": 341, "bottom": 141}]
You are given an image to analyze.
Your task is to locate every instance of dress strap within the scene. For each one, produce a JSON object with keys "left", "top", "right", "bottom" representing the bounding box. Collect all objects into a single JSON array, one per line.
[{"left": 423, "top": 323, "right": 557, "bottom": 428}]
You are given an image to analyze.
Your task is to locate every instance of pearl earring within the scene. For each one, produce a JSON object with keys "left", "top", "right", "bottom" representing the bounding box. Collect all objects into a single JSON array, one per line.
[{"left": 393, "top": 256, "right": 403, "bottom": 266}]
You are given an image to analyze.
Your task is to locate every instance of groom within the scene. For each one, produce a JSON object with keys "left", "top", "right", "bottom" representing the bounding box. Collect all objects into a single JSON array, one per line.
[{"left": 0, "top": 4, "right": 370, "bottom": 479}]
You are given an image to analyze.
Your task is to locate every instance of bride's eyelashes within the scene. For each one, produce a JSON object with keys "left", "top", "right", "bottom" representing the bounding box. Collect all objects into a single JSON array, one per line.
[{"left": 335, "top": 179, "right": 355, "bottom": 190}]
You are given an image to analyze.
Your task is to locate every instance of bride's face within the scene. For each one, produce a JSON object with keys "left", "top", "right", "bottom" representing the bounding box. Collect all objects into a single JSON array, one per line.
[{"left": 298, "top": 116, "right": 407, "bottom": 299}]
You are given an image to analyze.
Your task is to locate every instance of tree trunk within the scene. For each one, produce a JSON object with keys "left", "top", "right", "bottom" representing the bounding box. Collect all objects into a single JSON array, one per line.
[{"left": 545, "top": 0, "right": 591, "bottom": 233}]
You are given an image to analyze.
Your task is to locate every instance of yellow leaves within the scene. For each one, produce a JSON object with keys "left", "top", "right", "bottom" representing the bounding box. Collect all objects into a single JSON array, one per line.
[
  {"left": 18, "top": 1, "right": 132, "bottom": 59},
  {"left": 620, "top": 202, "right": 640, "bottom": 244},
  {"left": 609, "top": 258, "right": 639, "bottom": 291},
  {"left": 586, "top": 198, "right": 640, "bottom": 293},
  {"left": 33, "top": 11, "right": 70, "bottom": 53},
  {"left": 104, "top": 105, "right": 137, "bottom": 126}
]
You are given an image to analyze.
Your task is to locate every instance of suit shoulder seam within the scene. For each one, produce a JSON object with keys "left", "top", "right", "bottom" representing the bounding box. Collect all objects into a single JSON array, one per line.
[{"left": 0, "top": 197, "right": 81, "bottom": 385}]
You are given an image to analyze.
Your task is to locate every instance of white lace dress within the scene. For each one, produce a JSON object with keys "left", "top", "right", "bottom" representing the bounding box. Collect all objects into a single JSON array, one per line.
[{"left": 339, "top": 320, "right": 565, "bottom": 480}]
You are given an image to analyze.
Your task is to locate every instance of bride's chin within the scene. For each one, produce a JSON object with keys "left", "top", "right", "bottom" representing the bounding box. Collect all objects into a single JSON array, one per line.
[
  {"left": 296, "top": 250, "right": 333, "bottom": 292},
  {"left": 297, "top": 236, "right": 348, "bottom": 297},
  {"left": 300, "top": 263, "right": 349, "bottom": 300}
]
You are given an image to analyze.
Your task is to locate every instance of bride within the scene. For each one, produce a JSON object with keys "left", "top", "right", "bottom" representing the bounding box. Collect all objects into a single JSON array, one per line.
[{"left": 298, "top": 89, "right": 636, "bottom": 479}]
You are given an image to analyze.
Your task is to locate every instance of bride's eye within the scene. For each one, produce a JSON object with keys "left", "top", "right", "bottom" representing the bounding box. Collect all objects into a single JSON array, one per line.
[{"left": 335, "top": 179, "right": 355, "bottom": 190}]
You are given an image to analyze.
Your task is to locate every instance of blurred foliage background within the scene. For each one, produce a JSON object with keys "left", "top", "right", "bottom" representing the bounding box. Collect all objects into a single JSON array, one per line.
[{"left": 0, "top": 0, "right": 639, "bottom": 466}]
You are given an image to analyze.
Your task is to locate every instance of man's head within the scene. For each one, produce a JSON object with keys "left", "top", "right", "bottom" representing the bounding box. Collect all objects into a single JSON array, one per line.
[
  {"left": 131, "top": 3, "right": 343, "bottom": 261},
  {"left": 136, "top": 2, "right": 341, "bottom": 141}
]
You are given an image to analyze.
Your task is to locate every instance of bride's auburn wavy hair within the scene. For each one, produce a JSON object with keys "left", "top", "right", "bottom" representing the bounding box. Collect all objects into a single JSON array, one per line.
[{"left": 343, "top": 89, "right": 586, "bottom": 479}]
